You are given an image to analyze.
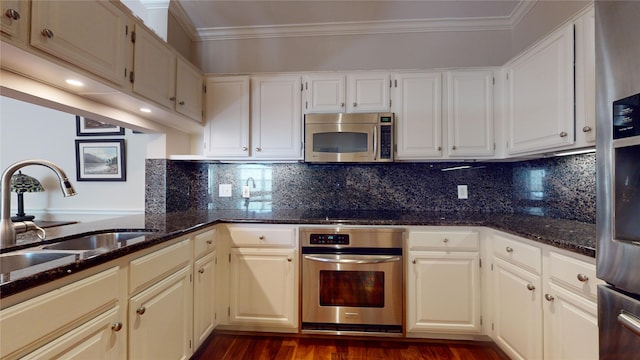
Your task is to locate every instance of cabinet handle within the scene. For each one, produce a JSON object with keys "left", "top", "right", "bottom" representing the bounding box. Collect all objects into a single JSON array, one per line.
[
  {"left": 111, "top": 322, "right": 123, "bottom": 332},
  {"left": 340, "top": 102, "right": 345, "bottom": 107},
  {"left": 353, "top": 102, "right": 357, "bottom": 107},
  {"left": 443, "top": 238, "right": 449, "bottom": 243},
  {"left": 242, "top": 147, "right": 248, "bottom": 151},
  {"left": 169, "top": 96, "right": 176, "bottom": 102},
  {"left": 206, "top": 239, "right": 213, "bottom": 245},
  {"left": 198, "top": 268, "right": 205, "bottom": 274},
  {"left": 179, "top": 101, "right": 185, "bottom": 106},
  {"left": 255, "top": 147, "right": 262, "bottom": 152},
  {"left": 437, "top": 146, "right": 442, "bottom": 151},
  {"left": 452, "top": 146, "right": 457, "bottom": 150},
  {"left": 5, "top": 9, "right": 20, "bottom": 20},
  {"left": 41, "top": 28, "right": 54, "bottom": 39},
  {"left": 136, "top": 306, "right": 146, "bottom": 315},
  {"left": 577, "top": 273, "right": 589, "bottom": 282},
  {"left": 506, "top": 246, "right": 514, "bottom": 253},
  {"left": 582, "top": 126, "right": 592, "bottom": 133},
  {"left": 545, "top": 294, "right": 555, "bottom": 302},
  {"left": 258, "top": 235, "right": 265, "bottom": 240},
  {"left": 526, "top": 284, "right": 535, "bottom": 291},
  {"left": 412, "top": 259, "right": 416, "bottom": 264},
  {"left": 559, "top": 131, "right": 568, "bottom": 137}
]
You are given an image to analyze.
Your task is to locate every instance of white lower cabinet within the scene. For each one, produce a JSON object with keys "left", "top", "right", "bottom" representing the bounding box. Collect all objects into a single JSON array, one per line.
[
  {"left": 228, "top": 247, "right": 296, "bottom": 329},
  {"left": 129, "top": 265, "right": 192, "bottom": 360},
  {"left": 406, "top": 229, "right": 482, "bottom": 336},
  {"left": 193, "top": 250, "right": 216, "bottom": 348}
]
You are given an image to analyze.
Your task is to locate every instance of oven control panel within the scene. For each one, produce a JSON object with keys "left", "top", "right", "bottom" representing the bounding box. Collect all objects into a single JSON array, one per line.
[{"left": 310, "top": 234, "right": 350, "bottom": 245}]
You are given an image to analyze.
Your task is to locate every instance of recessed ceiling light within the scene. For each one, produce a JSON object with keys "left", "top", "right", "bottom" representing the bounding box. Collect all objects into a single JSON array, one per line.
[
  {"left": 65, "top": 79, "right": 84, "bottom": 87},
  {"left": 140, "top": 108, "right": 151, "bottom": 113}
]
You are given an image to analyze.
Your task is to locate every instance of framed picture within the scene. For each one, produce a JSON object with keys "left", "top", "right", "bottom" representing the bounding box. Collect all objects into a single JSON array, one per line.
[
  {"left": 76, "top": 115, "right": 125, "bottom": 136},
  {"left": 75, "top": 139, "right": 126, "bottom": 181}
]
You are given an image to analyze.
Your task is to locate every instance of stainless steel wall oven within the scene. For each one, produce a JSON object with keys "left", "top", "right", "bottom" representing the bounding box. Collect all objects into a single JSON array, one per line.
[{"left": 300, "top": 227, "right": 405, "bottom": 335}]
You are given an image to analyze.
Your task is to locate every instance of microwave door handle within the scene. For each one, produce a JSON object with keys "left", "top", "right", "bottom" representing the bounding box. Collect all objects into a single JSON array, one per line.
[
  {"left": 373, "top": 125, "right": 378, "bottom": 160},
  {"left": 304, "top": 254, "right": 401, "bottom": 264}
]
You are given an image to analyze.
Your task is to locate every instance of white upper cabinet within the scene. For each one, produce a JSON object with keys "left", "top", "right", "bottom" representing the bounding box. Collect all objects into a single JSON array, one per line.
[
  {"left": 573, "top": 6, "right": 596, "bottom": 147},
  {"left": 132, "top": 24, "right": 177, "bottom": 110},
  {"left": 30, "top": 0, "right": 132, "bottom": 88},
  {"left": 505, "top": 24, "right": 575, "bottom": 155},
  {"left": 251, "top": 74, "right": 303, "bottom": 160},
  {"left": 1, "top": 0, "right": 29, "bottom": 44},
  {"left": 303, "top": 74, "right": 346, "bottom": 113},
  {"left": 175, "top": 57, "right": 204, "bottom": 122},
  {"left": 347, "top": 72, "right": 391, "bottom": 113},
  {"left": 204, "top": 76, "right": 251, "bottom": 158},
  {"left": 445, "top": 70, "right": 495, "bottom": 157},
  {"left": 394, "top": 72, "right": 443, "bottom": 159}
]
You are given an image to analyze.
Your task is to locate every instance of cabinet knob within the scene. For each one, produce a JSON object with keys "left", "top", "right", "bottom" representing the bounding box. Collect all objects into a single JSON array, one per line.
[
  {"left": 506, "top": 246, "right": 514, "bottom": 253},
  {"left": 206, "top": 239, "right": 213, "bottom": 245},
  {"left": 582, "top": 126, "right": 592, "bottom": 133},
  {"left": 242, "top": 147, "right": 248, "bottom": 151},
  {"left": 412, "top": 259, "right": 416, "bottom": 264},
  {"left": 136, "top": 306, "right": 146, "bottom": 315},
  {"left": 287, "top": 257, "right": 292, "bottom": 262},
  {"left": 559, "top": 131, "right": 568, "bottom": 137},
  {"left": 352, "top": 102, "right": 357, "bottom": 107},
  {"left": 255, "top": 147, "right": 262, "bottom": 152},
  {"left": 179, "top": 101, "right": 185, "bottom": 106},
  {"left": 443, "top": 238, "right": 449, "bottom": 243},
  {"left": 437, "top": 146, "right": 442, "bottom": 151},
  {"left": 545, "top": 294, "right": 555, "bottom": 302},
  {"left": 198, "top": 268, "right": 205, "bottom": 274},
  {"left": 41, "top": 28, "right": 54, "bottom": 39},
  {"left": 452, "top": 146, "right": 457, "bottom": 150},
  {"left": 526, "top": 284, "right": 536, "bottom": 291},
  {"left": 111, "top": 322, "right": 123, "bottom": 332},
  {"left": 577, "top": 273, "right": 589, "bottom": 282},
  {"left": 258, "top": 235, "right": 265, "bottom": 240},
  {"left": 340, "top": 103, "right": 345, "bottom": 107},
  {"left": 5, "top": 9, "right": 20, "bottom": 20},
  {"left": 169, "top": 96, "right": 176, "bottom": 102}
]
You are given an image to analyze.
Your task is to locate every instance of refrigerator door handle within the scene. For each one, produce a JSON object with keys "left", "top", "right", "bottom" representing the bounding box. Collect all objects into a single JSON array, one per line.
[{"left": 618, "top": 311, "right": 640, "bottom": 337}]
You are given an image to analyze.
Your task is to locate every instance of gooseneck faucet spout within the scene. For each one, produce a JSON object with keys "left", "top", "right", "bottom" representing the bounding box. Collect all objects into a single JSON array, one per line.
[{"left": 1, "top": 160, "right": 77, "bottom": 247}]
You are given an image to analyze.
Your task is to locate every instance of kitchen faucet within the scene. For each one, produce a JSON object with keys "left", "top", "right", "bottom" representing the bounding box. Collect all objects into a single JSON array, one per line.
[{"left": 1, "top": 160, "right": 77, "bottom": 247}]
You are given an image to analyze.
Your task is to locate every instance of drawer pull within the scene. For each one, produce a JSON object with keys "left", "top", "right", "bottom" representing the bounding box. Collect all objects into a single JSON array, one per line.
[
  {"left": 198, "top": 268, "right": 205, "bottom": 274},
  {"left": 206, "top": 240, "right": 213, "bottom": 245},
  {"left": 506, "top": 246, "right": 514, "bottom": 253},
  {"left": 287, "top": 257, "right": 292, "bottom": 262},
  {"left": 560, "top": 131, "right": 568, "bottom": 137},
  {"left": 258, "top": 235, "right": 265, "bottom": 240},
  {"left": 526, "top": 284, "right": 535, "bottom": 291},
  {"left": 582, "top": 126, "right": 592, "bottom": 133},
  {"left": 577, "top": 273, "right": 589, "bottom": 282},
  {"left": 443, "top": 238, "right": 449, "bottom": 243},
  {"left": 41, "top": 28, "right": 54, "bottom": 39},
  {"left": 5, "top": 9, "right": 20, "bottom": 20},
  {"left": 412, "top": 259, "right": 416, "bottom": 264},
  {"left": 111, "top": 322, "right": 123, "bottom": 332},
  {"left": 136, "top": 306, "right": 146, "bottom": 315},
  {"left": 618, "top": 311, "right": 640, "bottom": 337},
  {"left": 545, "top": 294, "right": 555, "bottom": 302}
]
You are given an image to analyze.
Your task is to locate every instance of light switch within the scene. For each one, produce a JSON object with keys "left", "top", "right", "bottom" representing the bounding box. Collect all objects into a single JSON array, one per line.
[{"left": 457, "top": 185, "right": 468, "bottom": 199}]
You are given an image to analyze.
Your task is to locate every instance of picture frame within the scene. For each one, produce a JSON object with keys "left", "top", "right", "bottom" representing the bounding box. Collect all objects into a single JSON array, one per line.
[
  {"left": 75, "top": 139, "right": 126, "bottom": 181},
  {"left": 76, "top": 115, "right": 125, "bottom": 136}
]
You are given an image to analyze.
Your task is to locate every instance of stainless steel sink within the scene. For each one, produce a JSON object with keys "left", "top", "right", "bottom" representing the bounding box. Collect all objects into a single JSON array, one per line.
[
  {"left": 42, "top": 230, "right": 156, "bottom": 251},
  {"left": 0, "top": 252, "right": 76, "bottom": 274}
]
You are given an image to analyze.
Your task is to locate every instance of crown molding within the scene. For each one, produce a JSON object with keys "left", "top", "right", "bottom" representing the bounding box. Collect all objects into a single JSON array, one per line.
[{"left": 168, "top": 0, "right": 200, "bottom": 41}]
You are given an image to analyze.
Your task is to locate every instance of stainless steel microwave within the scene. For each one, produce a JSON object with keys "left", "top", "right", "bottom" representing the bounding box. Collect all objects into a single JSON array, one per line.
[{"left": 304, "top": 112, "right": 394, "bottom": 163}]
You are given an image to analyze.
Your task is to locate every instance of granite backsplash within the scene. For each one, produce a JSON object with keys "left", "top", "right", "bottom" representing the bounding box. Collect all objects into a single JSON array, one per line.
[{"left": 146, "top": 153, "right": 596, "bottom": 224}]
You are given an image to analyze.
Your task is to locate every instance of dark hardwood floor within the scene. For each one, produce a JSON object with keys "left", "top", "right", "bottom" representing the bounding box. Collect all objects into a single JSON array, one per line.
[{"left": 192, "top": 331, "right": 511, "bottom": 360}]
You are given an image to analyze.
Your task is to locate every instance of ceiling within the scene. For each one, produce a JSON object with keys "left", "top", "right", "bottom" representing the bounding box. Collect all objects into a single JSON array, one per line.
[{"left": 172, "top": 0, "right": 530, "bottom": 40}]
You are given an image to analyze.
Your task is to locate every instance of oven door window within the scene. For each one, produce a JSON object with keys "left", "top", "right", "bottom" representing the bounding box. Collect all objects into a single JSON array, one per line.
[
  {"left": 319, "top": 270, "right": 384, "bottom": 307},
  {"left": 614, "top": 143, "right": 640, "bottom": 242},
  {"left": 313, "top": 132, "right": 368, "bottom": 153}
]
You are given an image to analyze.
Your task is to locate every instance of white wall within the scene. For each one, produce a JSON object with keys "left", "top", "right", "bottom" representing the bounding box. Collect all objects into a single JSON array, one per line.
[{"left": 0, "top": 97, "right": 149, "bottom": 222}]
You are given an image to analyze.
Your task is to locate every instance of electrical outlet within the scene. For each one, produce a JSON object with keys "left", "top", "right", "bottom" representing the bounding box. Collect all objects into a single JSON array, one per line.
[
  {"left": 457, "top": 185, "right": 468, "bottom": 199},
  {"left": 219, "top": 184, "right": 232, "bottom": 197},
  {"left": 242, "top": 185, "right": 251, "bottom": 198}
]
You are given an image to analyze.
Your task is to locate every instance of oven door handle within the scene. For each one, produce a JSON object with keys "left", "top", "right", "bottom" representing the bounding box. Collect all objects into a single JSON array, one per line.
[
  {"left": 618, "top": 311, "right": 640, "bottom": 337},
  {"left": 303, "top": 254, "right": 401, "bottom": 264}
]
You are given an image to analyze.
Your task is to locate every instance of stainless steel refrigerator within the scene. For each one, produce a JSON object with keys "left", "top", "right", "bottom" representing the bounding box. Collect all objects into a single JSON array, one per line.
[{"left": 595, "top": 1, "right": 640, "bottom": 358}]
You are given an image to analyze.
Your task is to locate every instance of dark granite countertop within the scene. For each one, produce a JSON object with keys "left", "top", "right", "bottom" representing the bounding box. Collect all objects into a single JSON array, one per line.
[{"left": 0, "top": 210, "right": 595, "bottom": 299}]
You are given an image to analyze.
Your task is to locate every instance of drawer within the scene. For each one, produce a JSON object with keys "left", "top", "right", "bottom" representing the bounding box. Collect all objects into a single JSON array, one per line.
[
  {"left": 549, "top": 251, "right": 601, "bottom": 300},
  {"left": 409, "top": 230, "right": 479, "bottom": 251},
  {"left": 194, "top": 228, "right": 216, "bottom": 259},
  {"left": 492, "top": 233, "right": 542, "bottom": 275},
  {"left": 130, "top": 238, "right": 191, "bottom": 294},
  {"left": 0, "top": 267, "right": 120, "bottom": 359},
  {"left": 227, "top": 225, "right": 296, "bottom": 247}
]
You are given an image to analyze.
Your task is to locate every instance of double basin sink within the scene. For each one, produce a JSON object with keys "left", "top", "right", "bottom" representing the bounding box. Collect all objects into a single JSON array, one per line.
[{"left": 1, "top": 230, "right": 157, "bottom": 276}]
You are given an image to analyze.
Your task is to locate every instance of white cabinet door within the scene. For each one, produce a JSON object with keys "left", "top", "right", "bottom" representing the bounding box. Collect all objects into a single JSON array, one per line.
[
  {"left": 193, "top": 251, "right": 216, "bottom": 349},
  {"left": 251, "top": 75, "right": 302, "bottom": 160},
  {"left": 229, "top": 247, "right": 297, "bottom": 329},
  {"left": 303, "top": 74, "right": 346, "bottom": 113},
  {"left": 132, "top": 25, "right": 176, "bottom": 110},
  {"left": 407, "top": 251, "right": 481, "bottom": 334},
  {"left": 347, "top": 72, "right": 390, "bottom": 113},
  {"left": 30, "top": 0, "right": 131, "bottom": 87},
  {"left": 492, "top": 257, "right": 543, "bottom": 360},
  {"left": 506, "top": 25, "right": 574, "bottom": 155},
  {"left": 446, "top": 70, "right": 494, "bottom": 157},
  {"left": 394, "top": 72, "right": 442, "bottom": 159},
  {"left": 129, "top": 266, "right": 193, "bottom": 360},
  {"left": 1, "top": 0, "right": 29, "bottom": 44},
  {"left": 21, "top": 307, "right": 125, "bottom": 360},
  {"left": 574, "top": 6, "right": 596, "bottom": 146},
  {"left": 544, "top": 283, "right": 599, "bottom": 360},
  {"left": 175, "top": 57, "right": 203, "bottom": 122},
  {"left": 204, "top": 76, "right": 251, "bottom": 157}
]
